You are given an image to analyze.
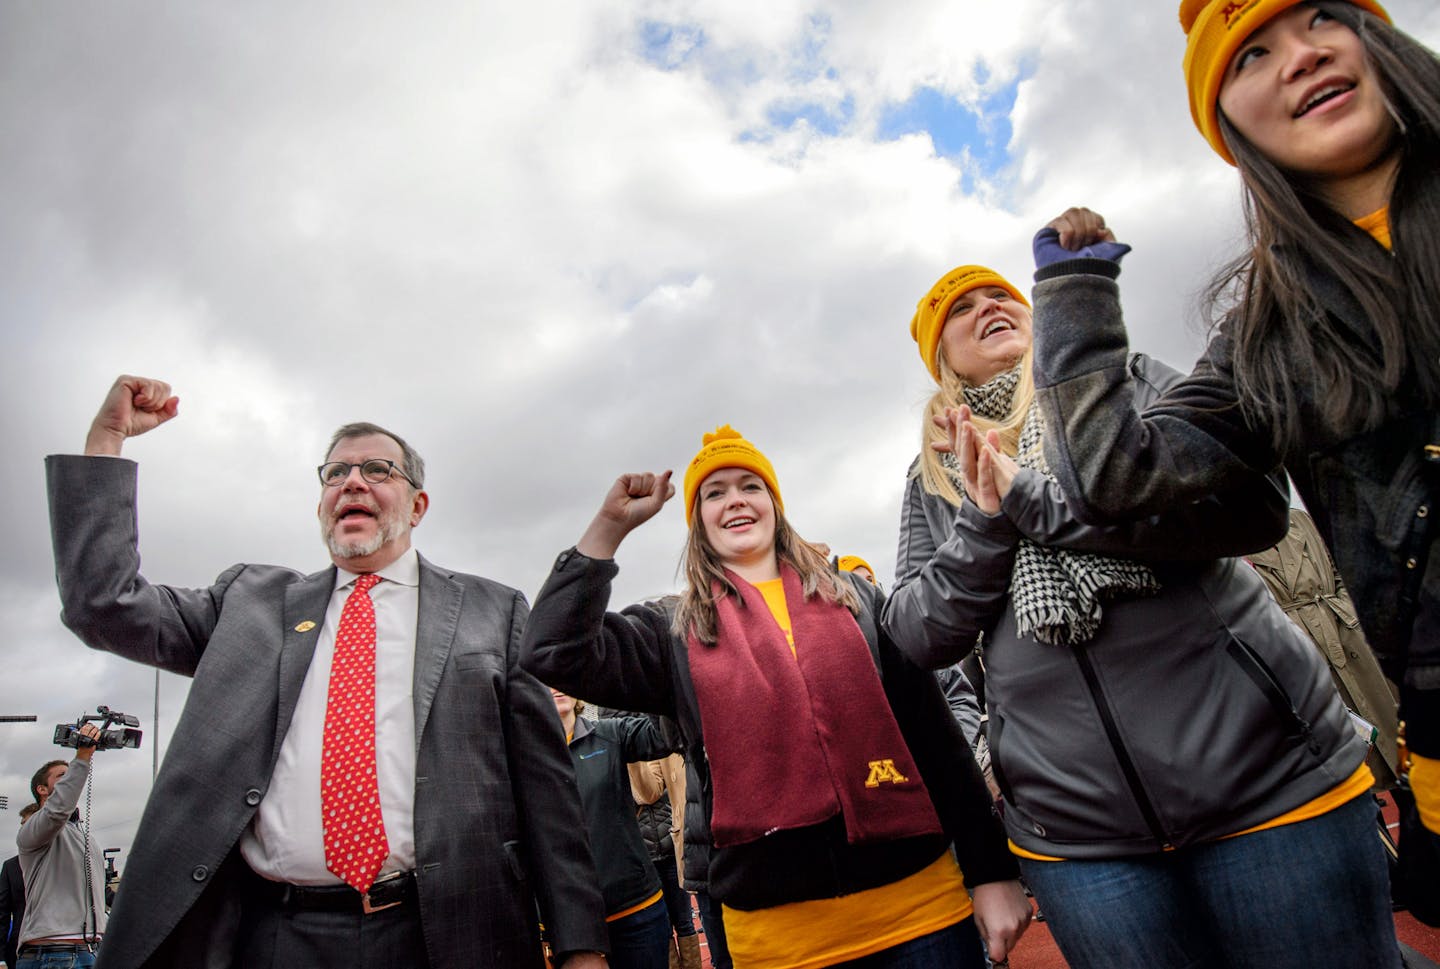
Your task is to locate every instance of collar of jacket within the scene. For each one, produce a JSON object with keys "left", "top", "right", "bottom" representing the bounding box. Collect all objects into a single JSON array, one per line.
[{"left": 569, "top": 716, "right": 595, "bottom": 745}]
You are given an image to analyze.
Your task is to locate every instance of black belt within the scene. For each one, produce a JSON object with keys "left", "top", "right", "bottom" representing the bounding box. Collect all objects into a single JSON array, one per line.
[
  {"left": 21, "top": 942, "right": 97, "bottom": 953},
  {"left": 250, "top": 870, "right": 418, "bottom": 915}
]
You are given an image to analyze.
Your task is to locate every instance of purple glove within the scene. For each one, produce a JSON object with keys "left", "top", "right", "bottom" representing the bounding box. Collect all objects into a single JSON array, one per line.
[{"left": 1033, "top": 226, "right": 1131, "bottom": 270}]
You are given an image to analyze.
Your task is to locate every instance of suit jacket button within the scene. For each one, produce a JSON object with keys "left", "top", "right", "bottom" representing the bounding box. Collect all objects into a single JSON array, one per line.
[
  {"left": 245, "top": 789, "right": 263, "bottom": 806},
  {"left": 191, "top": 865, "right": 209, "bottom": 881}
]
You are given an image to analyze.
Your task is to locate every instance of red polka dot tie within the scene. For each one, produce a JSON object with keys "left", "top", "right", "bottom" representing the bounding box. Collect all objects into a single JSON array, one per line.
[{"left": 321, "top": 573, "right": 389, "bottom": 893}]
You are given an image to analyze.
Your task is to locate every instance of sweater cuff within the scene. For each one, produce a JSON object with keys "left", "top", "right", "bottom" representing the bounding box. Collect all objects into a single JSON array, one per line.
[
  {"left": 554, "top": 546, "right": 621, "bottom": 578},
  {"left": 961, "top": 842, "right": 1022, "bottom": 886},
  {"left": 1034, "top": 257, "right": 1121, "bottom": 284}
]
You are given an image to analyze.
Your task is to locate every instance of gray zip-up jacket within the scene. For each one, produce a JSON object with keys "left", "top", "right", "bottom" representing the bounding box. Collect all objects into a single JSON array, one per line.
[
  {"left": 17, "top": 758, "right": 106, "bottom": 947},
  {"left": 882, "top": 354, "right": 1367, "bottom": 859}
]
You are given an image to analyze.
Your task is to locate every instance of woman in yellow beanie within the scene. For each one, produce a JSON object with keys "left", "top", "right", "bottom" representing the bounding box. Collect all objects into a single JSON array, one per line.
[
  {"left": 520, "top": 426, "right": 1032, "bottom": 969},
  {"left": 834, "top": 554, "right": 878, "bottom": 586},
  {"left": 1020, "top": 0, "right": 1440, "bottom": 931},
  {"left": 886, "top": 259, "right": 1401, "bottom": 967}
]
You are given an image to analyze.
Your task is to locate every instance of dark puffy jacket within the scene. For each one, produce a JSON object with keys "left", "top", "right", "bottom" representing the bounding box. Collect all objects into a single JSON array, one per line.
[
  {"left": 883, "top": 353, "right": 1367, "bottom": 859},
  {"left": 520, "top": 550, "right": 1018, "bottom": 910},
  {"left": 634, "top": 796, "right": 674, "bottom": 863},
  {"left": 1030, "top": 257, "right": 1440, "bottom": 757}
]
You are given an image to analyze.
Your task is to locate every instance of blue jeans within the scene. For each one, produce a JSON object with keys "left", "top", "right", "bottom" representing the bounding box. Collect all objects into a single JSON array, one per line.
[
  {"left": 1019, "top": 794, "right": 1400, "bottom": 969},
  {"left": 16, "top": 948, "right": 97, "bottom": 969},
  {"left": 696, "top": 890, "right": 732, "bottom": 969},
  {"left": 652, "top": 854, "right": 697, "bottom": 937},
  {"left": 607, "top": 898, "right": 672, "bottom": 969},
  {"left": 834, "top": 918, "right": 988, "bottom": 969}
]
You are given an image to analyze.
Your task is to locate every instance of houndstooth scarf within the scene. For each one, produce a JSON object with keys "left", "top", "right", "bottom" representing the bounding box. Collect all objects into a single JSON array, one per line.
[{"left": 947, "top": 365, "right": 1159, "bottom": 645}]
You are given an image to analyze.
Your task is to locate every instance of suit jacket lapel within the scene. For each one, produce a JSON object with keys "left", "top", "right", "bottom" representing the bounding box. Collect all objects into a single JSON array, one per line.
[
  {"left": 415, "top": 554, "right": 462, "bottom": 751},
  {"left": 276, "top": 567, "right": 337, "bottom": 763}
]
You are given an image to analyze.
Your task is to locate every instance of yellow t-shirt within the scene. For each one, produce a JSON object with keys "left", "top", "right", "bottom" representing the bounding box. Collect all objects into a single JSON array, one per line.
[
  {"left": 1412, "top": 753, "right": 1440, "bottom": 835},
  {"left": 723, "top": 852, "right": 972, "bottom": 969},
  {"left": 723, "top": 580, "right": 974, "bottom": 967},
  {"left": 754, "top": 578, "right": 794, "bottom": 654},
  {"left": 607, "top": 892, "right": 664, "bottom": 923},
  {"left": 1354, "top": 206, "right": 1392, "bottom": 250},
  {"left": 1011, "top": 764, "right": 1375, "bottom": 862}
]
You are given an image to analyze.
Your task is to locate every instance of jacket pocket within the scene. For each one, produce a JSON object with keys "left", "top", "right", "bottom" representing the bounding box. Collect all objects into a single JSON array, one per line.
[
  {"left": 987, "top": 714, "right": 1016, "bottom": 807},
  {"left": 1225, "top": 636, "right": 1317, "bottom": 753},
  {"left": 502, "top": 840, "right": 528, "bottom": 882},
  {"left": 455, "top": 651, "right": 505, "bottom": 672}
]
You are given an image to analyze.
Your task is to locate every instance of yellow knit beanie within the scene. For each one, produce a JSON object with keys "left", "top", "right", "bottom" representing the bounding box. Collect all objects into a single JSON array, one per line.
[
  {"left": 1180, "top": 0, "right": 1390, "bottom": 165},
  {"left": 910, "top": 266, "right": 1028, "bottom": 382},
  {"left": 836, "top": 555, "right": 876, "bottom": 582},
  {"left": 682, "top": 425, "right": 783, "bottom": 525}
]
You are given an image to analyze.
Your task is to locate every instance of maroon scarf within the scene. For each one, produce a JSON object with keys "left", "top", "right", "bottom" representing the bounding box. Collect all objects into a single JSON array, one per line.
[{"left": 687, "top": 564, "right": 942, "bottom": 848}]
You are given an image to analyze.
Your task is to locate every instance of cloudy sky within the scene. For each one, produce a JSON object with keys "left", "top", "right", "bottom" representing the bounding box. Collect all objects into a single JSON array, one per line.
[{"left": 4, "top": 0, "right": 1437, "bottom": 863}]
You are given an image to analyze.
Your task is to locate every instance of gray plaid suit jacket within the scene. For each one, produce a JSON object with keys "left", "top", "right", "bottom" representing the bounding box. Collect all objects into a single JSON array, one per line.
[{"left": 45, "top": 454, "right": 606, "bottom": 969}]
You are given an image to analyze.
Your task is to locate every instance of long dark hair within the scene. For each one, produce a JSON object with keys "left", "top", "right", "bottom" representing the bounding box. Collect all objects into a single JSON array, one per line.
[{"left": 1207, "top": 1, "right": 1440, "bottom": 451}]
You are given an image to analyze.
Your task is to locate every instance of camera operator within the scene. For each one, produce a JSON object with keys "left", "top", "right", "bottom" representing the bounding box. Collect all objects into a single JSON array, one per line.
[{"left": 15, "top": 723, "right": 106, "bottom": 968}]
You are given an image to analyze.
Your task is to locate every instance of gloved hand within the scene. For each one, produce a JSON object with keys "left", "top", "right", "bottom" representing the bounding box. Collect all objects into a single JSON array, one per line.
[{"left": 1033, "top": 226, "right": 1132, "bottom": 270}]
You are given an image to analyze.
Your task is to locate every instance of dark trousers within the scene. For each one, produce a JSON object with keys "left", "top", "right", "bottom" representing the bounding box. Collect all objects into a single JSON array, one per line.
[
  {"left": 607, "top": 899, "right": 671, "bottom": 969},
  {"left": 834, "top": 919, "right": 986, "bottom": 968},
  {"left": 237, "top": 893, "right": 431, "bottom": 969},
  {"left": 695, "top": 890, "right": 731, "bottom": 969},
  {"left": 651, "top": 855, "right": 697, "bottom": 938}
]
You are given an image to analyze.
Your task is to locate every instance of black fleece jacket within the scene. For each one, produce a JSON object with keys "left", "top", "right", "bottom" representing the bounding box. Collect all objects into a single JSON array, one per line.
[{"left": 567, "top": 715, "right": 674, "bottom": 917}]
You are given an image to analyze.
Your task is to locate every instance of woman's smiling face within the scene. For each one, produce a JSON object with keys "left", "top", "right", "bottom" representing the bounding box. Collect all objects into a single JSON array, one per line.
[
  {"left": 1218, "top": 5, "right": 1398, "bottom": 196},
  {"left": 697, "top": 467, "right": 777, "bottom": 570},
  {"left": 939, "top": 285, "right": 1033, "bottom": 384}
]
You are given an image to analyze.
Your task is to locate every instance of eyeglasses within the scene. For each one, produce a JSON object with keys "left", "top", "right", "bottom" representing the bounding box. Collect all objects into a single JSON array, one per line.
[{"left": 317, "top": 459, "right": 419, "bottom": 488}]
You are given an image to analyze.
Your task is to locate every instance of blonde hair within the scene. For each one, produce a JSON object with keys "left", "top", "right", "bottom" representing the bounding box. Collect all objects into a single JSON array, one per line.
[
  {"left": 914, "top": 350, "right": 1035, "bottom": 510},
  {"left": 674, "top": 487, "right": 860, "bottom": 644}
]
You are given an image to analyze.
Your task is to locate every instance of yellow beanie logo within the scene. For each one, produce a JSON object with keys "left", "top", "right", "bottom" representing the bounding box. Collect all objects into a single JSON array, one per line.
[
  {"left": 864, "top": 759, "right": 910, "bottom": 788},
  {"left": 1220, "top": 1, "right": 1248, "bottom": 25}
]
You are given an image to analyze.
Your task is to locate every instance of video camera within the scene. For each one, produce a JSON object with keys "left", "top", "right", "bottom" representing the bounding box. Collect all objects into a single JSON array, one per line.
[{"left": 53, "top": 705, "right": 142, "bottom": 751}]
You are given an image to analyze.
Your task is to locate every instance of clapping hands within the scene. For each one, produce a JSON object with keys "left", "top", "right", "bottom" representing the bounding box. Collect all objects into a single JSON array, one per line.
[{"left": 931, "top": 406, "right": 1019, "bottom": 515}]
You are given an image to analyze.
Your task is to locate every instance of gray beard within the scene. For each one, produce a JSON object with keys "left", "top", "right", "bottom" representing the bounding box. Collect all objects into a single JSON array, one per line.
[{"left": 323, "top": 516, "right": 407, "bottom": 560}]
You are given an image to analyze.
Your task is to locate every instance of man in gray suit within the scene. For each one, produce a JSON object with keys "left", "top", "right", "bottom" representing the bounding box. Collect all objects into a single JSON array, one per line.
[{"left": 46, "top": 375, "right": 608, "bottom": 969}]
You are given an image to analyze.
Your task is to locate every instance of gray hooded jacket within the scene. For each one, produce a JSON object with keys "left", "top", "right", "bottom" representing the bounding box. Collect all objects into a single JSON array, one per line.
[{"left": 882, "top": 353, "right": 1367, "bottom": 859}]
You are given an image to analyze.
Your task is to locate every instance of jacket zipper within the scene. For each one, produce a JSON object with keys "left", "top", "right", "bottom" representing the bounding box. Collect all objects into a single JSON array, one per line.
[
  {"left": 1072, "top": 644, "right": 1173, "bottom": 850},
  {"left": 1225, "top": 637, "right": 1317, "bottom": 752}
]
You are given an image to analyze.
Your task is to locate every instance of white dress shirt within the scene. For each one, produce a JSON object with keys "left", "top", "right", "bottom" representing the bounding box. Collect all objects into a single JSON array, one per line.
[{"left": 240, "top": 548, "right": 420, "bottom": 885}]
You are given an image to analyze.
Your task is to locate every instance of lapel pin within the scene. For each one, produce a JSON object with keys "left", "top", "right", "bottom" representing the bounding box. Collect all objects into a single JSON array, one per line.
[{"left": 294, "top": 621, "right": 317, "bottom": 633}]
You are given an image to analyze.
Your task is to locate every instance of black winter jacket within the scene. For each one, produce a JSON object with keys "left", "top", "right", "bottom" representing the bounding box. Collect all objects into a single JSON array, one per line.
[
  {"left": 1031, "top": 258, "right": 1440, "bottom": 757},
  {"left": 520, "top": 549, "right": 1018, "bottom": 911},
  {"left": 884, "top": 353, "right": 1367, "bottom": 858},
  {"left": 634, "top": 798, "right": 674, "bottom": 864}
]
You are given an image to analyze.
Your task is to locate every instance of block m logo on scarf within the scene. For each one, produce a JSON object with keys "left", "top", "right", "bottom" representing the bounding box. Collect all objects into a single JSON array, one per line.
[{"left": 864, "top": 759, "right": 910, "bottom": 788}]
